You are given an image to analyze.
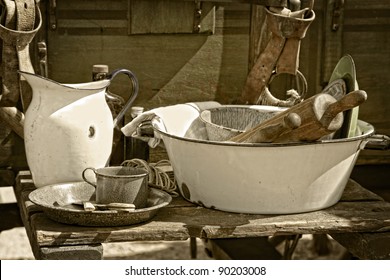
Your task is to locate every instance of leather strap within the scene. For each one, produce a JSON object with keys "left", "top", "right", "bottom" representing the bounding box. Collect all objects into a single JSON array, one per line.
[
  {"left": 239, "top": 6, "right": 315, "bottom": 105},
  {"left": 2, "top": 0, "right": 16, "bottom": 27},
  {"left": 16, "top": 0, "right": 36, "bottom": 31},
  {"left": 239, "top": 33, "right": 285, "bottom": 105},
  {"left": 0, "top": 0, "right": 40, "bottom": 108},
  {"left": 1, "top": 0, "right": 18, "bottom": 106}
]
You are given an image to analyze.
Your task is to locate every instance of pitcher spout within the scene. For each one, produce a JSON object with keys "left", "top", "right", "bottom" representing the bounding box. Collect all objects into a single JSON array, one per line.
[{"left": 19, "top": 71, "right": 110, "bottom": 95}]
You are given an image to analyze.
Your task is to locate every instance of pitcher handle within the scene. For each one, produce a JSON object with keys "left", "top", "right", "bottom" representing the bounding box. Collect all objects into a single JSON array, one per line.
[
  {"left": 108, "top": 68, "right": 139, "bottom": 128},
  {"left": 82, "top": 167, "right": 97, "bottom": 187}
]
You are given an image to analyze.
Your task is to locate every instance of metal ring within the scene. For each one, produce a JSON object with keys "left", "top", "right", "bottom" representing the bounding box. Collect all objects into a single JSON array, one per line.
[{"left": 268, "top": 70, "right": 308, "bottom": 100}]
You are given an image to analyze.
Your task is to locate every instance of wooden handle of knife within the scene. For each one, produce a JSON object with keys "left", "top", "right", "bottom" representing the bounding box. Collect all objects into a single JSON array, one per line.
[{"left": 320, "top": 90, "right": 367, "bottom": 129}]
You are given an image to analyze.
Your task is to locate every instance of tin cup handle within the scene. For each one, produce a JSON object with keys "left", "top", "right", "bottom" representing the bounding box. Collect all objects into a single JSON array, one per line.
[{"left": 82, "top": 167, "right": 97, "bottom": 187}]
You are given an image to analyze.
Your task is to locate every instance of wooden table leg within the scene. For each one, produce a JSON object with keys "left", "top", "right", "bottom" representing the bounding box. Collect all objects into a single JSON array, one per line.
[
  {"left": 190, "top": 237, "right": 197, "bottom": 259},
  {"left": 13, "top": 172, "right": 104, "bottom": 260},
  {"left": 331, "top": 232, "right": 390, "bottom": 260},
  {"left": 202, "top": 237, "right": 282, "bottom": 260}
]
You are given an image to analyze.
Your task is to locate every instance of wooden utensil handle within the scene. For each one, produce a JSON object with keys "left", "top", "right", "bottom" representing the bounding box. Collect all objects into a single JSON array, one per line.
[
  {"left": 254, "top": 113, "right": 301, "bottom": 143},
  {"left": 320, "top": 90, "right": 367, "bottom": 128},
  {"left": 231, "top": 112, "right": 301, "bottom": 143}
]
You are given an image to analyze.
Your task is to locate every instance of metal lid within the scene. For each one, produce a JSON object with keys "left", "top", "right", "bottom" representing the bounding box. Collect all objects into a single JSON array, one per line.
[{"left": 92, "top": 64, "right": 109, "bottom": 73}]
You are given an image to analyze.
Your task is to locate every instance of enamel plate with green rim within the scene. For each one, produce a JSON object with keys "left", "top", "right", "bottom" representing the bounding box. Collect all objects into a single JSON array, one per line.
[{"left": 328, "top": 54, "right": 360, "bottom": 138}]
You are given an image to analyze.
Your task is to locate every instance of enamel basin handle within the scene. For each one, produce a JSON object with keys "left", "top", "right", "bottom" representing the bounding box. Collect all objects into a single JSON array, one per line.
[{"left": 108, "top": 69, "right": 139, "bottom": 128}]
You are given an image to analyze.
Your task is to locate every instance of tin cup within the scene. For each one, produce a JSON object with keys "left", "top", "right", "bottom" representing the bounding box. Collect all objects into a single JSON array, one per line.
[{"left": 82, "top": 166, "right": 149, "bottom": 208}]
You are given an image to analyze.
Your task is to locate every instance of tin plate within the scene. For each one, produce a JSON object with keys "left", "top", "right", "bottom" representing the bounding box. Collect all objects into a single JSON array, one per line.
[
  {"left": 29, "top": 182, "right": 172, "bottom": 226},
  {"left": 328, "top": 54, "right": 359, "bottom": 138}
]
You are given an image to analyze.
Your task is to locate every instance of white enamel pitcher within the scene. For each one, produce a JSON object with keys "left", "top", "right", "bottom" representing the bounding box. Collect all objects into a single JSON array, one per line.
[{"left": 19, "top": 69, "right": 139, "bottom": 188}]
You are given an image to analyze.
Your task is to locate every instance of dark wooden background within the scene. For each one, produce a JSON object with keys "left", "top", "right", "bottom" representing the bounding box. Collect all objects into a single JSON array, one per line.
[{"left": 1, "top": 0, "right": 389, "bottom": 174}]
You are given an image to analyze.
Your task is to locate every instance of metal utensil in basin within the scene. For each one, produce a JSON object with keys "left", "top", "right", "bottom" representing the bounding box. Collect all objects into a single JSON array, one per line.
[{"left": 199, "top": 105, "right": 283, "bottom": 141}]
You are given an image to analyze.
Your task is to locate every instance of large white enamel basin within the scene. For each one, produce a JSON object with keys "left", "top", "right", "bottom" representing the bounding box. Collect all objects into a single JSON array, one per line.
[{"left": 150, "top": 104, "right": 374, "bottom": 214}]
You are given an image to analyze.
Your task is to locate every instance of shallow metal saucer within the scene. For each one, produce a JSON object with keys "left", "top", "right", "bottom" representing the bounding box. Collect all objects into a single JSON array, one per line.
[{"left": 29, "top": 182, "right": 172, "bottom": 226}]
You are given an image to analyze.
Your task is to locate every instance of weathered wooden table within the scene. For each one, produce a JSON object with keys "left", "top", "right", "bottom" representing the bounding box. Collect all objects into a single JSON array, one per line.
[{"left": 14, "top": 171, "right": 390, "bottom": 260}]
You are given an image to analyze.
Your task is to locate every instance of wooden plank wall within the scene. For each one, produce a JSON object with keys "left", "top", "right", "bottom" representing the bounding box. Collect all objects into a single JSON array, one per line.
[
  {"left": 44, "top": 0, "right": 250, "bottom": 109},
  {"left": 38, "top": 0, "right": 250, "bottom": 163},
  {"left": 342, "top": 0, "right": 390, "bottom": 137},
  {"left": 130, "top": 0, "right": 197, "bottom": 34},
  {"left": 2, "top": 0, "right": 388, "bottom": 168}
]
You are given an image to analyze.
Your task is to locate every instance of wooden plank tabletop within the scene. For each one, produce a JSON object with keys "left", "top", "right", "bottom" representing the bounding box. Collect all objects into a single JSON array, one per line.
[{"left": 14, "top": 172, "right": 390, "bottom": 248}]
